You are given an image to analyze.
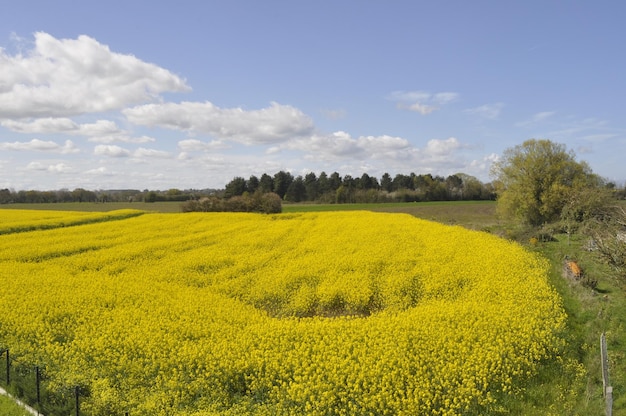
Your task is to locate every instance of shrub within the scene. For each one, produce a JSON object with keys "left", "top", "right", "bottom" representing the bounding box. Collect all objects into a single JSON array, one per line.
[{"left": 181, "top": 193, "right": 282, "bottom": 214}]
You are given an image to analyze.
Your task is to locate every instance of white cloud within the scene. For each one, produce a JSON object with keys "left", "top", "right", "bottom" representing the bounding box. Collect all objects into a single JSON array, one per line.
[
  {"left": 26, "top": 161, "right": 73, "bottom": 173},
  {"left": 178, "top": 139, "right": 229, "bottom": 152},
  {"left": 470, "top": 153, "right": 499, "bottom": 172},
  {"left": 77, "top": 120, "right": 123, "bottom": 137},
  {"left": 357, "top": 135, "right": 413, "bottom": 160},
  {"left": 387, "top": 91, "right": 432, "bottom": 102},
  {"left": 515, "top": 111, "right": 556, "bottom": 127},
  {"left": 0, "top": 32, "right": 189, "bottom": 118},
  {"left": 463, "top": 103, "right": 504, "bottom": 120},
  {"left": 85, "top": 166, "right": 110, "bottom": 175},
  {"left": 94, "top": 144, "right": 131, "bottom": 157},
  {"left": 0, "top": 139, "right": 79, "bottom": 154},
  {"left": 405, "top": 103, "right": 438, "bottom": 115},
  {"left": 124, "top": 101, "right": 315, "bottom": 144},
  {"left": 48, "top": 163, "right": 73, "bottom": 173},
  {"left": 423, "top": 137, "right": 462, "bottom": 155},
  {"left": 133, "top": 147, "right": 170, "bottom": 158},
  {"left": 388, "top": 90, "right": 459, "bottom": 115},
  {"left": 278, "top": 131, "right": 412, "bottom": 162},
  {"left": 0, "top": 117, "right": 160, "bottom": 145},
  {"left": 88, "top": 135, "right": 156, "bottom": 144},
  {"left": 1, "top": 118, "right": 123, "bottom": 136},
  {"left": 26, "top": 161, "right": 47, "bottom": 171}
]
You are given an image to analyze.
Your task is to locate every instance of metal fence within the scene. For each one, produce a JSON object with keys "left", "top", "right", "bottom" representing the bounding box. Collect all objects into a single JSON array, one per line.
[{"left": 1, "top": 348, "right": 83, "bottom": 416}]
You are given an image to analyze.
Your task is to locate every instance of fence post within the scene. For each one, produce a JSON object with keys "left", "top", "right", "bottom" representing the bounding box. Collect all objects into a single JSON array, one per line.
[
  {"left": 600, "top": 332, "right": 612, "bottom": 416},
  {"left": 75, "top": 385, "right": 80, "bottom": 416},
  {"left": 5, "top": 349, "right": 9, "bottom": 385},
  {"left": 35, "top": 366, "right": 41, "bottom": 410},
  {"left": 601, "top": 333, "right": 609, "bottom": 396}
]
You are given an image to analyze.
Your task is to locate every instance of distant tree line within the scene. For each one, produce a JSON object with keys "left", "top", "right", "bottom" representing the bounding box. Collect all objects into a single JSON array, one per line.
[
  {"left": 223, "top": 171, "right": 498, "bottom": 203},
  {"left": 2, "top": 167, "right": 622, "bottom": 208},
  {"left": 0, "top": 188, "right": 217, "bottom": 204}
]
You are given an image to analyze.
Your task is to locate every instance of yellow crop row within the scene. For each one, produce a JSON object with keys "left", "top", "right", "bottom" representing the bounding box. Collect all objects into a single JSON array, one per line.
[
  {"left": 0, "top": 211, "right": 566, "bottom": 415},
  {"left": 0, "top": 208, "right": 143, "bottom": 234}
]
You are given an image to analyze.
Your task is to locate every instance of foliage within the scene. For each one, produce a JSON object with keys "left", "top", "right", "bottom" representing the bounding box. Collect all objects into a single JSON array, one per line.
[
  {"left": 586, "top": 204, "right": 626, "bottom": 278},
  {"left": 222, "top": 170, "right": 496, "bottom": 204},
  {"left": 491, "top": 139, "right": 604, "bottom": 226},
  {"left": 0, "top": 210, "right": 566, "bottom": 415},
  {"left": 0, "top": 394, "right": 31, "bottom": 416},
  {"left": 181, "top": 193, "right": 282, "bottom": 214}
]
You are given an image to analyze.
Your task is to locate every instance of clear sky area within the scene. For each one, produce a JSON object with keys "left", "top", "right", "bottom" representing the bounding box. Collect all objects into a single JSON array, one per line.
[{"left": 1, "top": 1, "right": 624, "bottom": 190}]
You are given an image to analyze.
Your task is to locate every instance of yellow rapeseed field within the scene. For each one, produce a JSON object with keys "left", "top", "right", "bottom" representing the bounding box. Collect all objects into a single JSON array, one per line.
[{"left": 0, "top": 210, "right": 566, "bottom": 415}]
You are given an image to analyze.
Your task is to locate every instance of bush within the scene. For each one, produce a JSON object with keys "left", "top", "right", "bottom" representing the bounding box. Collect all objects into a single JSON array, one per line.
[{"left": 181, "top": 193, "right": 282, "bottom": 214}]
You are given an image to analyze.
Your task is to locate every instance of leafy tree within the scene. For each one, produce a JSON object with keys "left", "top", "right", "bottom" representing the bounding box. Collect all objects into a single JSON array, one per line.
[
  {"left": 247, "top": 175, "right": 260, "bottom": 194},
  {"left": 145, "top": 191, "right": 158, "bottom": 203},
  {"left": 491, "top": 139, "right": 603, "bottom": 225},
  {"left": 589, "top": 204, "right": 626, "bottom": 277},
  {"left": 392, "top": 174, "right": 412, "bottom": 191},
  {"left": 426, "top": 180, "right": 448, "bottom": 201},
  {"left": 304, "top": 172, "right": 319, "bottom": 200},
  {"left": 456, "top": 173, "right": 487, "bottom": 200},
  {"left": 328, "top": 172, "right": 342, "bottom": 191},
  {"left": 72, "top": 188, "right": 97, "bottom": 203},
  {"left": 224, "top": 177, "right": 247, "bottom": 198},
  {"left": 285, "top": 176, "right": 307, "bottom": 202},
  {"left": 259, "top": 174, "right": 274, "bottom": 193},
  {"left": 380, "top": 173, "right": 392, "bottom": 192},
  {"left": 446, "top": 175, "right": 463, "bottom": 200},
  {"left": 317, "top": 172, "right": 330, "bottom": 194},
  {"left": 335, "top": 185, "right": 350, "bottom": 203},
  {"left": 0, "top": 188, "right": 12, "bottom": 204},
  {"left": 413, "top": 174, "right": 433, "bottom": 193},
  {"left": 273, "top": 171, "right": 294, "bottom": 199},
  {"left": 357, "top": 173, "right": 377, "bottom": 190}
]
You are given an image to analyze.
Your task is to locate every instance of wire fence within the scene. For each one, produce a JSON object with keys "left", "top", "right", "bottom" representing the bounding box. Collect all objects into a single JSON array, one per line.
[
  {"left": 0, "top": 348, "right": 96, "bottom": 416},
  {"left": 1, "top": 336, "right": 617, "bottom": 415}
]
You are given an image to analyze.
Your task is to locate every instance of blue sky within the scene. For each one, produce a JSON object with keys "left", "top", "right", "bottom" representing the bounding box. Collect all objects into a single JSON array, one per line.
[{"left": 1, "top": 1, "right": 624, "bottom": 191}]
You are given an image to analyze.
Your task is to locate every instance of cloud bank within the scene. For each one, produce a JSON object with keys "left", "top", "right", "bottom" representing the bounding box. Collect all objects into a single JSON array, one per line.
[{"left": 0, "top": 32, "right": 189, "bottom": 118}]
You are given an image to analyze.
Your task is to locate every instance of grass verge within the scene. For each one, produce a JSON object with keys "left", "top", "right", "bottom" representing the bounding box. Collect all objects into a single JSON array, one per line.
[{"left": 0, "top": 393, "right": 32, "bottom": 416}]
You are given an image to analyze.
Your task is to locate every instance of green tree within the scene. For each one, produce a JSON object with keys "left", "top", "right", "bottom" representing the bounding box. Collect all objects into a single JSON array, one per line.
[
  {"left": 224, "top": 177, "right": 247, "bottom": 198},
  {"left": 491, "top": 139, "right": 603, "bottom": 226},
  {"left": 247, "top": 175, "right": 260, "bottom": 194},
  {"left": 285, "top": 176, "right": 306, "bottom": 202},
  {"left": 328, "top": 172, "right": 342, "bottom": 192},
  {"left": 392, "top": 174, "right": 412, "bottom": 191},
  {"left": 257, "top": 192, "right": 283, "bottom": 213},
  {"left": 273, "top": 171, "right": 294, "bottom": 199},
  {"left": 317, "top": 171, "right": 330, "bottom": 195},
  {"left": 380, "top": 173, "right": 392, "bottom": 192},
  {"left": 445, "top": 175, "right": 463, "bottom": 200},
  {"left": 304, "top": 172, "right": 319, "bottom": 200},
  {"left": 0, "top": 188, "right": 12, "bottom": 204},
  {"left": 258, "top": 174, "right": 274, "bottom": 193}
]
